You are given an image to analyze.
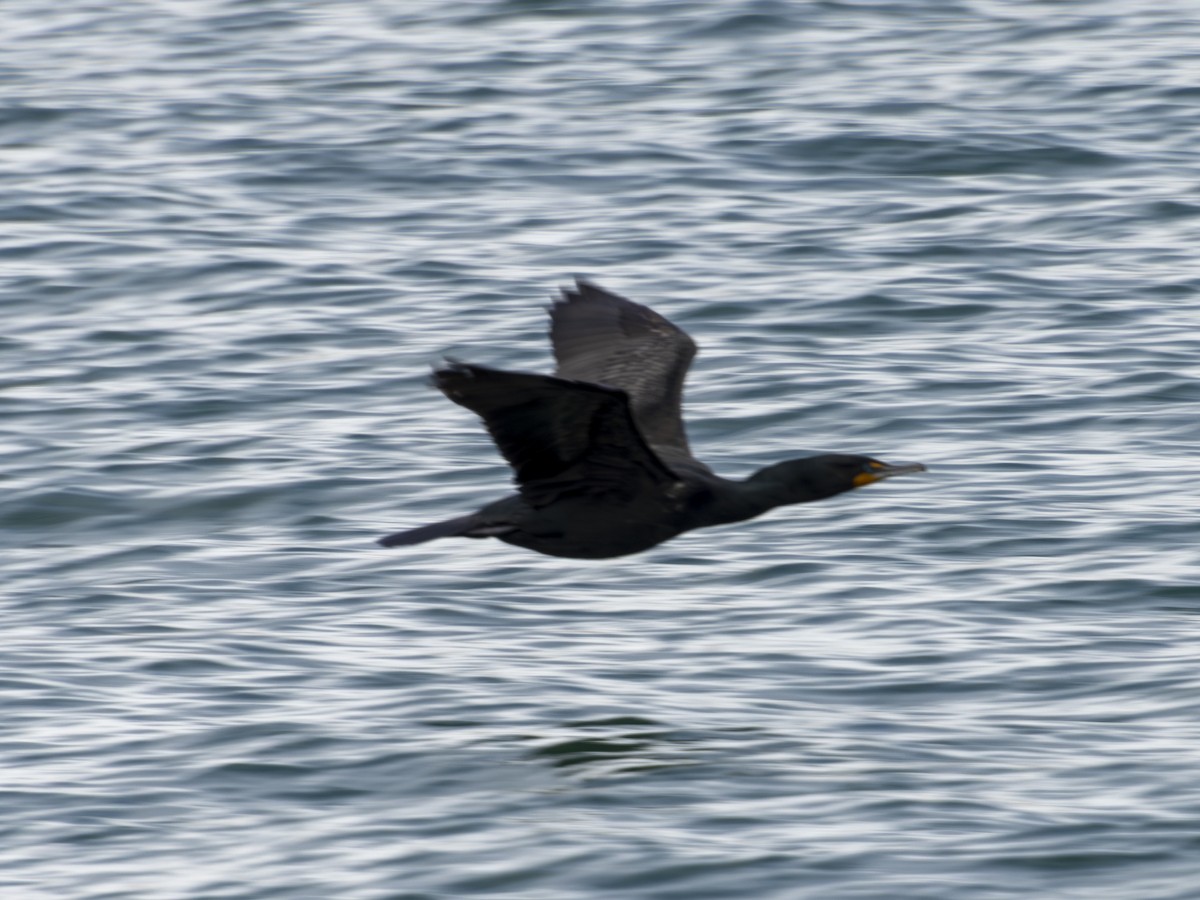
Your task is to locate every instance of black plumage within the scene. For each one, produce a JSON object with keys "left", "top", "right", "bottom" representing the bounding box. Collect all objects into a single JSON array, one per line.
[{"left": 378, "top": 280, "right": 925, "bottom": 558}]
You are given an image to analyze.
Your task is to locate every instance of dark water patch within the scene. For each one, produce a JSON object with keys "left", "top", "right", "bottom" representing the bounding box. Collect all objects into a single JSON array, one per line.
[
  {"left": 1141, "top": 200, "right": 1200, "bottom": 219},
  {"left": 770, "top": 134, "right": 1121, "bottom": 176},
  {"left": 990, "top": 848, "right": 1177, "bottom": 872},
  {"left": 1143, "top": 281, "right": 1200, "bottom": 299},
  {"left": 1, "top": 487, "right": 135, "bottom": 530},
  {"left": 887, "top": 203, "right": 981, "bottom": 222},
  {"left": 462, "top": 0, "right": 615, "bottom": 20},
  {"left": 187, "top": 760, "right": 313, "bottom": 786},
  {"left": 139, "top": 656, "right": 250, "bottom": 675},
  {"left": 679, "top": 11, "right": 800, "bottom": 40}
]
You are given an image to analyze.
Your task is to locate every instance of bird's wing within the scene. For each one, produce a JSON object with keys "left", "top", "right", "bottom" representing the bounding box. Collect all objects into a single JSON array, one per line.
[
  {"left": 550, "top": 280, "right": 697, "bottom": 457},
  {"left": 434, "top": 362, "right": 680, "bottom": 506}
]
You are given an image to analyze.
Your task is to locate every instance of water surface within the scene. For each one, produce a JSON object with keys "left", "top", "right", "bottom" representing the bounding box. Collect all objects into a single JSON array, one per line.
[{"left": 4, "top": 1, "right": 1200, "bottom": 898}]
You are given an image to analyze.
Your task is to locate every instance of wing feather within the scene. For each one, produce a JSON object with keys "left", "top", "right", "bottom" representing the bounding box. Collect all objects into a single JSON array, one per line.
[
  {"left": 550, "top": 280, "right": 696, "bottom": 457},
  {"left": 434, "top": 362, "right": 679, "bottom": 506}
]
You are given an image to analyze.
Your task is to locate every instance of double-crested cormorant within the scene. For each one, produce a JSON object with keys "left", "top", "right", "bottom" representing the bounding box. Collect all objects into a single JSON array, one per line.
[{"left": 378, "top": 280, "right": 925, "bottom": 559}]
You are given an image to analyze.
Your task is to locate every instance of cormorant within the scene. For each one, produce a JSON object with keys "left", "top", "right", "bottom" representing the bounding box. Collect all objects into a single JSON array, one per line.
[{"left": 378, "top": 280, "right": 925, "bottom": 559}]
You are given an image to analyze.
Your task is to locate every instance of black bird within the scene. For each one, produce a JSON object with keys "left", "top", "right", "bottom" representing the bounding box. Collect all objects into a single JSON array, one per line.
[{"left": 378, "top": 280, "right": 925, "bottom": 559}]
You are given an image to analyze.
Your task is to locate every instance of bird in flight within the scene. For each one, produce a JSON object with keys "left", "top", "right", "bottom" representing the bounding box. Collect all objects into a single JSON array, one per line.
[{"left": 378, "top": 280, "right": 925, "bottom": 559}]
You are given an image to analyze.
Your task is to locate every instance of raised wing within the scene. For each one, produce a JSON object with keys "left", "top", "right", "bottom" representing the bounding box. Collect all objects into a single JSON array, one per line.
[
  {"left": 550, "top": 280, "right": 697, "bottom": 457},
  {"left": 434, "top": 362, "right": 679, "bottom": 506}
]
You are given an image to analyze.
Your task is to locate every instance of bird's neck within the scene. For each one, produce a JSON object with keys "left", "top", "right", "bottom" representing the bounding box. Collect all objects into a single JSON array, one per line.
[
  {"left": 743, "top": 462, "right": 835, "bottom": 508},
  {"left": 687, "top": 463, "right": 836, "bottom": 530},
  {"left": 733, "top": 475, "right": 786, "bottom": 516},
  {"left": 704, "top": 469, "right": 804, "bottom": 525}
]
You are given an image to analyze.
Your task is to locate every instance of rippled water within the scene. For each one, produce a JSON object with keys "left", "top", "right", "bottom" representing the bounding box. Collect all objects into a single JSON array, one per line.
[{"left": 5, "top": 1, "right": 1200, "bottom": 897}]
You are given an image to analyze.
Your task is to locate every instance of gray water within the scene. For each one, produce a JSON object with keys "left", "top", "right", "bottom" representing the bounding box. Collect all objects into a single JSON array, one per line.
[{"left": 5, "top": 1, "right": 1200, "bottom": 898}]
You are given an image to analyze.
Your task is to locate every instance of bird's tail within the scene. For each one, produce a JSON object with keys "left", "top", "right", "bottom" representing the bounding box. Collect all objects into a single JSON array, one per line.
[{"left": 377, "top": 515, "right": 475, "bottom": 548}]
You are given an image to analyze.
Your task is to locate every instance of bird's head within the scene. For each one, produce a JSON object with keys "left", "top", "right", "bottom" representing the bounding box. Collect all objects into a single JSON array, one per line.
[{"left": 750, "top": 453, "right": 927, "bottom": 504}]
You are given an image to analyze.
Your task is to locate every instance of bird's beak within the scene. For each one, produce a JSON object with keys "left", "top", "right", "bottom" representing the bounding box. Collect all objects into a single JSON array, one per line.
[{"left": 853, "top": 461, "right": 927, "bottom": 487}]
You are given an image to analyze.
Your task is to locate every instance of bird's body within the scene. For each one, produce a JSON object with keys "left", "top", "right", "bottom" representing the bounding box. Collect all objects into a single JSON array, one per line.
[{"left": 379, "top": 281, "right": 924, "bottom": 559}]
